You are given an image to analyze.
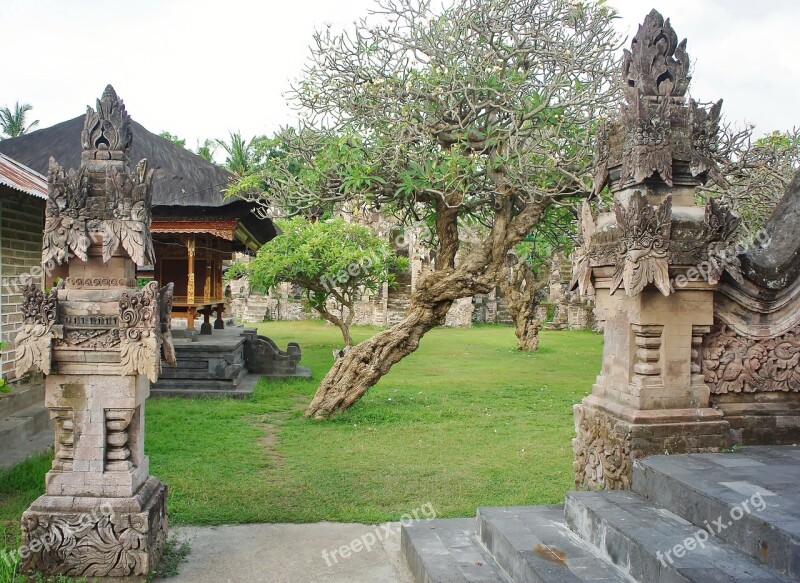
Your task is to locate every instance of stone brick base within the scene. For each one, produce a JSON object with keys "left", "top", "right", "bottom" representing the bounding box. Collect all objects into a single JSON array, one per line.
[
  {"left": 712, "top": 392, "right": 800, "bottom": 445},
  {"left": 20, "top": 477, "right": 167, "bottom": 578},
  {"left": 573, "top": 396, "right": 730, "bottom": 490}
]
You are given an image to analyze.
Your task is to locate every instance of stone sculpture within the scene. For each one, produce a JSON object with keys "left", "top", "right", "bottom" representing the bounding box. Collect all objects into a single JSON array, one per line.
[
  {"left": 15, "top": 86, "right": 169, "bottom": 577},
  {"left": 571, "top": 11, "right": 735, "bottom": 489}
]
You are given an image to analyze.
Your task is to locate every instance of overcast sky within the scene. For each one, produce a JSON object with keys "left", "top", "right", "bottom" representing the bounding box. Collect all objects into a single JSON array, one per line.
[{"left": 2, "top": 0, "right": 797, "bottom": 155}]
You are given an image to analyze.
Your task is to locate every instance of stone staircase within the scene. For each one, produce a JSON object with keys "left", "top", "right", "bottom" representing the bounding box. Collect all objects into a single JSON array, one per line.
[
  {"left": 242, "top": 294, "right": 272, "bottom": 323},
  {"left": 402, "top": 446, "right": 799, "bottom": 582},
  {"left": 0, "top": 380, "right": 53, "bottom": 468},
  {"left": 387, "top": 273, "right": 412, "bottom": 326},
  {"left": 495, "top": 296, "right": 513, "bottom": 325}
]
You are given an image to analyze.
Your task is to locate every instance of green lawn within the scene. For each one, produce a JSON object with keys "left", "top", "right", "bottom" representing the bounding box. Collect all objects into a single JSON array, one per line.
[{"left": 0, "top": 321, "right": 602, "bottom": 561}]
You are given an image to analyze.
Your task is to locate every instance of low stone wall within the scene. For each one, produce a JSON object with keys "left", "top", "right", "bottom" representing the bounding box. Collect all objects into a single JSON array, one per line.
[{"left": 445, "top": 297, "right": 474, "bottom": 327}]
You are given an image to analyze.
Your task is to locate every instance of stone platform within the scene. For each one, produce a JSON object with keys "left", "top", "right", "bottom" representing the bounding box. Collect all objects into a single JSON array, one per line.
[
  {"left": 151, "top": 326, "right": 310, "bottom": 398},
  {"left": 402, "top": 446, "right": 800, "bottom": 582}
]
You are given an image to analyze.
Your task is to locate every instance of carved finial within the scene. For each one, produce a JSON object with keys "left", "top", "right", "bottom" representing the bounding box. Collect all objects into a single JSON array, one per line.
[
  {"left": 81, "top": 84, "right": 132, "bottom": 154},
  {"left": 102, "top": 84, "right": 119, "bottom": 103},
  {"left": 622, "top": 9, "right": 690, "bottom": 99}
]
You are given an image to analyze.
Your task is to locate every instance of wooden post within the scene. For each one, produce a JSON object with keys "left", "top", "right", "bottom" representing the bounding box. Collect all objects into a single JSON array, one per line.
[
  {"left": 186, "top": 235, "right": 196, "bottom": 305},
  {"left": 204, "top": 242, "right": 212, "bottom": 302}
]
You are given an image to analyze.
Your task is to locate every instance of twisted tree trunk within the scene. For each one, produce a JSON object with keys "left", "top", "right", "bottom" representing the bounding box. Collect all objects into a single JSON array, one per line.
[
  {"left": 314, "top": 296, "right": 355, "bottom": 346},
  {"left": 500, "top": 263, "right": 548, "bottom": 351},
  {"left": 305, "top": 200, "right": 545, "bottom": 419}
]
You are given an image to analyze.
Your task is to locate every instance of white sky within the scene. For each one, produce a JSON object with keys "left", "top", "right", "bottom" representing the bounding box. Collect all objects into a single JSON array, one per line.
[{"left": 2, "top": 0, "right": 798, "bottom": 155}]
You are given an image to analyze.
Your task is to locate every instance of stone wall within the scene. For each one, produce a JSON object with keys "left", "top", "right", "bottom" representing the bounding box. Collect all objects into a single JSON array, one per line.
[
  {"left": 0, "top": 191, "right": 45, "bottom": 380},
  {"left": 445, "top": 297, "right": 475, "bottom": 327}
]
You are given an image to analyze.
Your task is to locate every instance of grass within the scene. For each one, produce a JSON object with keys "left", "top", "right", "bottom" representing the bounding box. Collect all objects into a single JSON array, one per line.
[
  {"left": 0, "top": 321, "right": 602, "bottom": 565},
  {"left": 148, "top": 536, "right": 191, "bottom": 581}
]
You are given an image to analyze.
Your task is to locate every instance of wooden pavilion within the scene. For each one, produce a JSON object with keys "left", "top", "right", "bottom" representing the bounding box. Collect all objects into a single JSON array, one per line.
[{"left": 0, "top": 115, "right": 276, "bottom": 332}]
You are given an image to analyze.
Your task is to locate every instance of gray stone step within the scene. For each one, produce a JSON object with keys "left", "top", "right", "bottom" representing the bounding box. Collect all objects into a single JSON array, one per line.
[
  {"left": 0, "top": 403, "right": 53, "bottom": 459},
  {"left": 0, "top": 380, "right": 45, "bottom": 417},
  {"left": 150, "top": 372, "right": 261, "bottom": 399},
  {"left": 632, "top": 447, "right": 800, "bottom": 579},
  {"left": 565, "top": 490, "right": 792, "bottom": 583},
  {"left": 402, "top": 517, "right": 512, "bottom": 582},
  {"left": 0, "top": 425, "right": 52, "bottom": 468},
  {"left": 477, "top": 506, "right": 634, "bottom": 583}
]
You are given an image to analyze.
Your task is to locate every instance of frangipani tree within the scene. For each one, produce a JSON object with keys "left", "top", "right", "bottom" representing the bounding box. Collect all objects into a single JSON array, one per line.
[
  {"left": 235, "top": 0, "right": 622, "bottom": 418},
  {"left": 247, "top": 217, "right": 408, "bottom": 346}
]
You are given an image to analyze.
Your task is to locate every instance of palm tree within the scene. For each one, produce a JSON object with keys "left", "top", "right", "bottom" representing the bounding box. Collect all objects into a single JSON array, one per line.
[
  {"left": 195, "top": 138, "right": 218, "bottom": 163},
  {"left": 215, "top": 131, "right": 252, "bottom": 176},
  {"left": 0, "top": 102, "right": 39, "bottom": 139}
]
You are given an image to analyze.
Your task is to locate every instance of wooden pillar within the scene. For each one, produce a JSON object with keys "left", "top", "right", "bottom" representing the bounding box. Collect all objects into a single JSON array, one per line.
[
  {"left": 204, "top": 241, "right": 212, "bottom": 302},
  {"left": 186, "top": 235, "right": 196, "bottom": 305},
  {"left": 215, "top": 253, "right": 223, "bottom": 300}
]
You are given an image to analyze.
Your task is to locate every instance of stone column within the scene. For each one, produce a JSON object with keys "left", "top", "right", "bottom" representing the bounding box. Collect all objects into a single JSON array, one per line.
[
  {"left": 14, "top": 86, "right": 173, "bottom": 578},
  {"left": 571, "top": 11, "right": 740, "bottom": 490}
]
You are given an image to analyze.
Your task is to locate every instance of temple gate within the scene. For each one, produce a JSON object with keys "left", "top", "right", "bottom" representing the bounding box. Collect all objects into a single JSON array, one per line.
[{"left": 571, "top": 10, "right": 800, "bottom": 489}]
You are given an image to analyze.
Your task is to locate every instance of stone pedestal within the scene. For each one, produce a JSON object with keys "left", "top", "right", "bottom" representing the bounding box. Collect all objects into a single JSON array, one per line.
[
  {"left": 573, "top": 281, "right": 730, "bottom": 489},
  {"left": 21, "top": 478, "right": 167, "bottom": 578}
]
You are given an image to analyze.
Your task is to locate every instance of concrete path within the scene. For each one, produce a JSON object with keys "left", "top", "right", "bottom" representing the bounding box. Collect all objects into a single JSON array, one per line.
[{"left": 160, "top": 521, "right": 415, "bottom": 583}]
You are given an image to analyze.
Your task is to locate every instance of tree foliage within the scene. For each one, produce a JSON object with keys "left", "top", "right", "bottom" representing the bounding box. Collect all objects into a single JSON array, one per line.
[
  {"left": 248, "top": 217, "right": 408, "bottom": 345},
  {"left": 0, "top": 102, "right": 39, "bottom": 139},
  {"left": 195, "top": 138, "right": 218, "bottom": 163},
  {"left": 158, "top": 131, "right": 186, "bottom": 148},
  {"left": 704, "top": 128, "right": 800, "bottom": 232},
  {"left": 234, "top": 0, "right": 621, "bottom": 417},
  {"left": 216, "top": 131, "right": 254, "bottom": 177}
]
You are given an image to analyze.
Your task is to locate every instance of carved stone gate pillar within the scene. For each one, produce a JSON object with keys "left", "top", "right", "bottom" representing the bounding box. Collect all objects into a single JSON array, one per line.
[
  {"left": 14, "top": 86, "right": 175, "bottom": 578},
  {"left": 571, "top": 11, "right": 740, "bottom": 489}
]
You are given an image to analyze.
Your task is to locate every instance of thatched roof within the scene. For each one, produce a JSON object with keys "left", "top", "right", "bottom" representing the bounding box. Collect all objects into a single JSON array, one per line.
[{"left": 0, "top": 116, "right": 276, "bottom": 245}]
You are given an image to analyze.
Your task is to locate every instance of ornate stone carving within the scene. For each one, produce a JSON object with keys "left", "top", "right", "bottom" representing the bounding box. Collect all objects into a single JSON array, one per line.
[
  {"left": 160, "top": 283, "right": 177, "bottom": 366},
  {"left": 570, "top": 202, "right": 596, "bottom": 298},
  {"left": 573, "top": 405, "right": 632, "bottom": 490},
  {"left": 105, "top": 409, "right": 134, "bottom": 471},
  {"left": 64, "top": 277, "right": 138, "bottom": 288},
  {"left": 14, "top": 283, "right": 60, "bottom": 377},
  {"left": 81, "top": 85, "right": 132, "bottom": 156},
  {"left": 103, "top": 160, "right": 155, "bottom": 265},
  {"left": 21, "top": 87, "right": 169, "bottom": 579},
  {"left": 55, "top": 329, "right": 121, "bottom": 349},
  {"left": 42, "top": 160, "right": 90, "bottom": 265},
  {"left": 704, "top": 197, "right": 742, "bottom": 284},
  {"left": 631, "top": 324, "right": 663, "bottom": 387},
  {"left": 51, "top": 409, "right": 75, "bottom": 472},
  {"left": 702, "top": 322, "right": 800, "bottom": 394},
  {"left": 20, "top": 480, "right": 167, "bottom": 578},
  {"left": 622, "top": 10, "right": 690, "bottom": 99},
  {"left": 690, "top": 99, "right": 723, "bottom": 183},
  {"left": 119, "top": 281, "right": 162, "bottom": 382},
  {"left": 593, "top": 121, "right": 610, "bottom": 195},
  {"left": 610, "top": 192, "right": 672, "bottom": 297},
  {"left": 616, "top": 9, "right": 689, "bottom": 187},
  {"left": 621, "top": 96, "right": 673, "bottom": 186},
  {"left": 41, "top": 85, "right": 155, "bottom": 268}
]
